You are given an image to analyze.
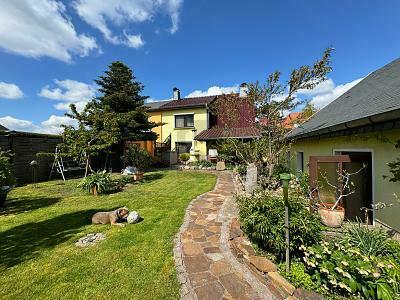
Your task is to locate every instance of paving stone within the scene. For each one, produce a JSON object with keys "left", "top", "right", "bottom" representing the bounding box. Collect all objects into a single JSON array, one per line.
[
  {"left": 183, "top": 243, "right": 203, "bottom": 256},
  {"left": 210, "top": 260, "right": 232, "bottom": 277},
  {"left": 184, "top": 255, "right": 211, "bottom": 274},
  {"left": 219, "top": 273, "right": 248, "bottom": 299},
  {"left": 195, "top": 282, "right": 225, "bottom": 300}
]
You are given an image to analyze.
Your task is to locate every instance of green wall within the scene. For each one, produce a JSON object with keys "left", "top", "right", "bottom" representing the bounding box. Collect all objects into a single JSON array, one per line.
[{"left": 290, "top": 129, "right": 400, "bottom": 231}]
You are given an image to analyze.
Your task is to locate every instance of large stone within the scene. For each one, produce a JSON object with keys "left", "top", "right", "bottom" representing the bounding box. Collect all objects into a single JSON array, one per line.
[
  {"left": 245, "top": 163, "right": 257, "bottom": 193},
  {"left": 248, "top": 256, "right": 277, "bottom": 273},
  {"left": 268, "top": 271, "right": 296, "bottom": 296},
  {"left": 294, "top": 288, "right": 325, "bottom": 300},
  {"left": 216, "top": 161, "right": 226, "bottom": 171},
  {"left": 75, "top": 233, "right": 105, "bottom": 247}
]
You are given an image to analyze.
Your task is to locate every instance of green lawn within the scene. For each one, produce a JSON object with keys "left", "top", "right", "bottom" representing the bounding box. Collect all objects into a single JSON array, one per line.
[{"left": 0, "top": 170, "right": 216, "bottom": 300}]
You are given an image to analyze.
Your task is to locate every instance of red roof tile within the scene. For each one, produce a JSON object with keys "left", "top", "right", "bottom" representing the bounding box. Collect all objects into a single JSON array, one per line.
[
  {"left": 194, "top": 127, "right": 261, "bottom": 141},
  {"left": 158, "top": 95, "right": 216, "bottom": 110}
]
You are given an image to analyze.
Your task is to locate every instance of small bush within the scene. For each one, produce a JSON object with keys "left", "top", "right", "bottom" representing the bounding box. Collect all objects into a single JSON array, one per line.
[
  {"left": 301, "top": 240, "right": 400, "bottom": 299},
  {"left": 344, "top": 221, "right": 389, "bottom": 257},
  {"left": 235, "top": 164, "right": 246, "bottom": 176},
  {"left": 385, "top": 239, "right": 400, "bottom": 261},
  {"left": 236, "top": 190, "right": 322, "bottom": 259},
  {"left": 188, "top": 160, "right": 214, "bottom": 168},
  {"left": 78, "top": 171, "right": 112, "bottom": 195},
  {"left": 0, "top": 149, "right": 15, "bottom": 190},
  {"left": 122, "top": 145, "right": 153, "bottom": 171},
  {"left": 179, "top": 153, "right": 190, "bottom": 163},
  {"left": 279, "top": 261, "right": 321, "bottom": 292}
]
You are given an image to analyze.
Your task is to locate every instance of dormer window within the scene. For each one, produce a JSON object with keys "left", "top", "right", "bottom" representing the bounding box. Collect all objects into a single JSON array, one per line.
[{"left": 175, "top": 114, "right": 194, "bottom": 128}]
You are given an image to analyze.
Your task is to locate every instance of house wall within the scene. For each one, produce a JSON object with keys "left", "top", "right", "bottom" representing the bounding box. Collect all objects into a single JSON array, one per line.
[
  {"left": 162, "top": 107, "right": 208, "bottom": 160},
  {"left": 149, "top": 111, "right": 163, "bottom": 143},
  {"left": 290, "top": 128, "right": 400, "bottom": 231}
]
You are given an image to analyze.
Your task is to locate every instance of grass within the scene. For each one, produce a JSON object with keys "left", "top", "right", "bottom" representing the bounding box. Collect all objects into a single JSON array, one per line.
[{"left": 0, "top": 170, "right": 216, "bottom": 300}]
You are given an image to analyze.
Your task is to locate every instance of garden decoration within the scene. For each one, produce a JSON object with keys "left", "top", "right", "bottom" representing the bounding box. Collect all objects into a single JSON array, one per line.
[
  {"left": 315, "top": 164, "right": 367, "bottom": 228},
  {"left": 30, "top": 160, "right": 38, "bottom": 188},
  {"left": 280, "top": 173, "right": 291, "bottom": 272}
]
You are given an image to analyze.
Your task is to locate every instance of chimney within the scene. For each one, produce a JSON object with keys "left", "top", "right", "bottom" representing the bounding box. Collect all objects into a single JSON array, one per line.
[
  {"left": 239, "top": 83, "right": 248, "bottom": 98},
  {"left": 173, "top": 87, "right": 181, "bottom": 100}
]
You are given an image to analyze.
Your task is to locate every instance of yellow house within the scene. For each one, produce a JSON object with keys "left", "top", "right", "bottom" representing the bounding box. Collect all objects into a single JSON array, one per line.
[
  {"left": 287, "top": 58, "right": 400, "bottom": 232},
  {"left": 149, "top": 90, "right": 216, "bottom": 161}
]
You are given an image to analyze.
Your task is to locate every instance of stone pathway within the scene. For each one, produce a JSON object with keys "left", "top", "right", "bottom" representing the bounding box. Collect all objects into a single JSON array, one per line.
[{"left": 174, "top": 172, "right": 276, "bottom": 299}]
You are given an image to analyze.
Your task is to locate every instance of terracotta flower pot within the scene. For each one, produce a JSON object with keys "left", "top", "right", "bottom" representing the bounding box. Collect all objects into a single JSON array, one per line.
[
  {"left": 133, "top": 172, "right": 144, "bottom": 181},
  {"left": 317, "top": 203, "right": 345, "bottom": 228}
]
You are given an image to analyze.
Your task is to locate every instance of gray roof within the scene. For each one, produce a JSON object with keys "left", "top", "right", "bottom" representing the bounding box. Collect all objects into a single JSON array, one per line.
[
  {"left": 145, "top": 100, "right": 171, "bottom": 110},
  {"left": 288, "top": 58, "right": 400, "bottom": 139},
  {"left": 0, "top": 123, "right": 8, "bottom": 131}
]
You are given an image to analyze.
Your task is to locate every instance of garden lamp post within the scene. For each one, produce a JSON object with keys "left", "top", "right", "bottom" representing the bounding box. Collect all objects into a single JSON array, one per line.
[
  {"left": 280, "top": 173, "right": 291, "bottom": 272},
  {"left": 30, "top": 160, "right": 39, "bottom": 188}
]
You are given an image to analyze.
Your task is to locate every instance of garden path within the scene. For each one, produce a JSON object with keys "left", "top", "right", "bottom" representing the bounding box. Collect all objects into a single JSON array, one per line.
[{"left": 174, "top": 171, "right": 276, "bottom": 300}]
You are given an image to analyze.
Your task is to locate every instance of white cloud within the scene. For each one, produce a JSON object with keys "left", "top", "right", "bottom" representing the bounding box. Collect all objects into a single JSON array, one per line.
[
  {"left": 297, "top": 77, "right": 364, "bottom": 109},
  {"left": 0, "top": 0, "right": 98, "bottom": 63},
  {"left": 73, "top": 0, "right": 184, "bottom": 47},
  {"left": 0, "top": 115, "right": 77, "bottom": 134},
  {"left": 123, "top": 33, "right": 145, "bottom": 49},
  {"left": 41, "top": 115, "right": 77, "bottom": 134},
  {"left": 0, "top": 82, "right": 23, "bottom": 99},
  {"left": 0, "top": 116, "right": 36, "bottom": 132},
  {"left": 297, "top": 79, "right": 336, "bottom": 96},
  {"left": 38, "top": 79, "right": 96, "bottom": 111},
  {"left": 186, "top": 85, "right": 239, "bottom": 98}
]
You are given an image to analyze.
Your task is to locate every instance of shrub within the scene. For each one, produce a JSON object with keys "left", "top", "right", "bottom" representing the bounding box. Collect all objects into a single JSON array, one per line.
[
  {"left": 188, "top": 160, "right": 214, "bottom": 168},
  {"left": 0, "top": 149, "right": 15, "bottom": 190},
  {"left": 279, "top": 261, "right": 321, "bottom": 292},
  {"left": 236, "top": 190, "right": 322, "bottom": 259},
  {"left": 235, "top": 164, "right": 246, "bottom": 176},
  {"left": 179, "top": 153, "right": 190, "bottom": 163},
  {"left": 301, "top": 240, "right": 400, "bottom": 299},
  {"left": 122, "top": 144, "right": 153, "bottom": 171},
  {"left": 78, "top": 171, "right": 112, "bottom": 195},
  {"left": 385, "top": 239, "right": 400, "bottom": 261},
  {"left": 344, "top": 222, "right": 389, "bottom": 257}
]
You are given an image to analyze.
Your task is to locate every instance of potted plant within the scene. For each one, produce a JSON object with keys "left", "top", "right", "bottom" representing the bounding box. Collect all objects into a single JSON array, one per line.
[
  {"left": 78, "top": 170, "right": 111, "bottom": 195},
  {"left": 315, "top": 165, "right": 366, "bottom": 227},
  {"left": 122, "top": 144, "right": 152, "bottom": 181},
  {"left": 179, "top": 153, "right": 190, "bottom": 165},
  {"left": 0, "top": 149, "right": 15, "bottom": 207}
]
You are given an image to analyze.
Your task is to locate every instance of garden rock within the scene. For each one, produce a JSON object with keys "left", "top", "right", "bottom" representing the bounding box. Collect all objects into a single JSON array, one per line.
[
  {"left": 294, "top": 288, "right": 324, "bottom": 300},
  {"left": 248, "top": 256, "right": 277, "bottom": 273},
  {"left": 216, "top": 161, "right": 225, "bottom": 171},
  {"left": 211, "top": 166, "right": 216, "bottom": 170},
  {"left": 75, "top": 233, "right": 105, "bottom": 247}
]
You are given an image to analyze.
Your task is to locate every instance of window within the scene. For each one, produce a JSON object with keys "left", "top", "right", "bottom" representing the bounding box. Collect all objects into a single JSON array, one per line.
[
  {"left": 176, "top": 142, "right": 192, "bottom": 154},
  {"left": 297, "top": 152, "right": 304, "bottom": 173},
  {"left": 175, "top": 114, "right": 194, "bottom": 128}
]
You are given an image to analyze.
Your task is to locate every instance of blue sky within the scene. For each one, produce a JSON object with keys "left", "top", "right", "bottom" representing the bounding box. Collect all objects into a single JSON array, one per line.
[{"left": 1, "top": 0, "right": 400, "bottom": 133}]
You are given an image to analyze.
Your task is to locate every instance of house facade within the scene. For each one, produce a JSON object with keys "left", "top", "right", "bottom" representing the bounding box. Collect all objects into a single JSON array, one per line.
[
  {"left": 288, "top": 58, "right": 400, "bottom": 232},
  {"left": 148, "top": 85, "right": 259, "bottom": 160}
]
